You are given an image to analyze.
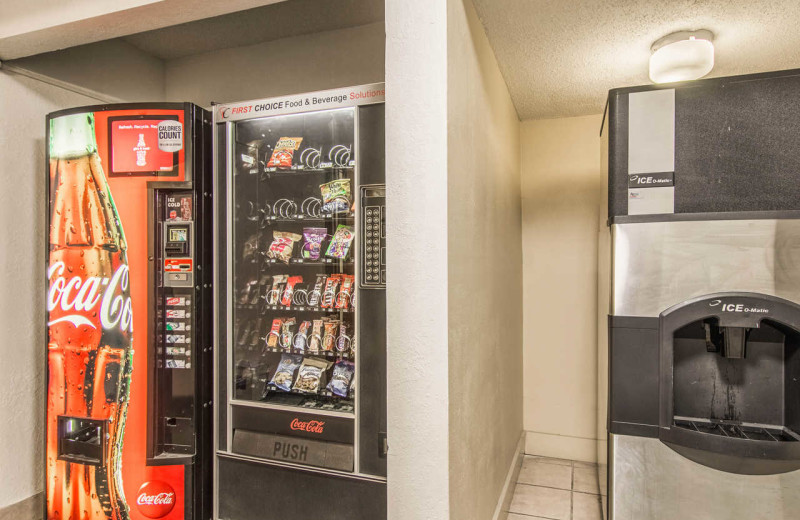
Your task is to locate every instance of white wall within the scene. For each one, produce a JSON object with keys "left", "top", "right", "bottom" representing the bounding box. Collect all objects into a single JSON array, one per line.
[
  {"left": 9, "top": 39, "right": 166, "bottom": 102},
  {"left": 385, "top": 0, "right": 450, "bottom": 518},
  {"left": 0, "top": 70, "right": 98, "bottom": 511},
  {"left": 165, "top": 22, "right": 385, "bottom": 106},
  {"left": 447, "top": 1, "right": 523, "bottom": 519},
  {"left": 520, "top": 114, "right": 603, "bottom": 462}
]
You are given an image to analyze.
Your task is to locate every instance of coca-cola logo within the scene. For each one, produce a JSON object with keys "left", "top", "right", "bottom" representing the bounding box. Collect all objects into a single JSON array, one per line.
[
  {"left": 290, "top": 418, "right": 325, "bottom": 434},
  {"left": 136, "top": 481, "right": 176, "bottom": 518},
  {"left": 47, "top": 261, "right": 133, "bottom": 333}
]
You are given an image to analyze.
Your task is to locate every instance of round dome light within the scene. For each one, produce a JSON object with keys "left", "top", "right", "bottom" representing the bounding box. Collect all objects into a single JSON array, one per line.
[{"left": 649, "top": 30, "right": 715, "bottom": 84}]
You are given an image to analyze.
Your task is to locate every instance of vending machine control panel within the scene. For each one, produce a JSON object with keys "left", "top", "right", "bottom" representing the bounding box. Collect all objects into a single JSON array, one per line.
[
  {"left": 361, "top": 184, "right": 386, "bottom": 288},
  {"left": 163, "top": 221, "right": 194, "bottom": 288}
]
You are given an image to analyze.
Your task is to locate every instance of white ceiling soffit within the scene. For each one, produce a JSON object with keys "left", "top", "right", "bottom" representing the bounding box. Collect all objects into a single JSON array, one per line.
[
  {"left": 471, "top": 0, "right": 800, "bottom": 120},
  {"left": 122, "top": 0, "right": 385, "bottom": 60},
  {"left": 0, "top": 0, "right": 288, "bottom": 60}
]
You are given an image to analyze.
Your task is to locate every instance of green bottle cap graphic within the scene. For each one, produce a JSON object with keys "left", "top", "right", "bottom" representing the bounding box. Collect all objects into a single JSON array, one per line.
[{"left": 50, "top": 113, "right": 97, "bottom": 158}]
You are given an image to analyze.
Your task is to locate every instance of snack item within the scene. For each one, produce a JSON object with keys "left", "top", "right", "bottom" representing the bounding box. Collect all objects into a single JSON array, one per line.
[
  {"left": 266, "top": 318, "right": 283, "bottom": 348},
  {"left": 281, "top": 276, "right": 303, "bottom": 306},
  {"left": 321, "top": 275, "right": 342, "bottom": 309},
  {"left": 308, "top": 319, "right": 324, "bottom": 353},
  {"left": 326, "top": 225, "right": 355, "bottom": 259},
  {"left": 293, "top": 321, "right": 312, "bottom": 351},
  {"left": 267, "top": 137, "right": 303, "bottom": 168},
  {"left": 327, "top": 360, "right": 355, "bottom": 397},
  {"left": 319, "top": 179, "right": 352, "bottom": 214},
  {"left": 267, "top": 274, "right": 288, "bottom": 304},
  {"left": 292, "top": 357, "right": 332, "bottom": 394},
  {"left": 267, "top": 231, "right": 302, "bottom": 264},
  {"left": 307, "top": 274, "right": 327, "bottom": 307},
  {"left": 279, "top": 318, "right": 297, "bottom": 350},
  {"left": 322, "top": 320, "right": 340, "bottom": 352},
  {"left": 336, "top": 274, "right": 354, "bottom": 309},
  {"left": 336, "top": 322, "right": 352, "bottom": 352},
  {"left": 302, "top": 227, "right": 328, "bottom": 260},
  {"left": 270, "top": 354, "right": 303, "bottom": 391}
]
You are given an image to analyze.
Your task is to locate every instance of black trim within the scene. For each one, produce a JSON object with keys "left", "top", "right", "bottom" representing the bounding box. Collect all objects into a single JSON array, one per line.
[
  {"left": 609, "top": 209, "right": 800, "bottom": 226},
  {"left": 610, "top": 421, "right": 659, "bottom": 438},
  {"left": 607, "top": 67, "right": 800, "bottom": 99},
  {"left": 609, "top": 316, "right": 659, "bottom": 329}
]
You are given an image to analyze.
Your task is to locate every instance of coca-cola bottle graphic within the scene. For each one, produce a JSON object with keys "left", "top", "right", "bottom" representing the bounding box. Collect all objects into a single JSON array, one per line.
[{"left": 47, "top": 113, "right": 133, "bottom": 520}]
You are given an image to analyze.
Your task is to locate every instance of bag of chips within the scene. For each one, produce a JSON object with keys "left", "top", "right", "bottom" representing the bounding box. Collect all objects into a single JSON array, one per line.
[
  {"left": 266, "top": 318, "right": 282, "bottom": 348},
  {"left": 322, "top": 320, "right": 340, "bottom": 351},
  {"left": 270, "top": 354, "right": 303, "bottom": 391},
  {"left": 327, "top": 360, "right": 355, "bottom": 397},
  {"left": 281, "top": 276, "right": 302, "bottom": 306},
  {"left": 307, "top": 274, "right": 327, "bottom": 306},
  {"left": 336, "top": 274, "right": 354, "bottom": 309},
  {"left": 267, "top": 137, "right": 303, "bottom": 168},
  {"left": 326, "top": 225, "right": 354, "bottom": 259},
  {"left": 302, "top": 227, "right": 328, "bottom": 260},
  {"left": 267, "top": 231, "right": 302, "bottom": 264},
  {"left": 321, "top": 274, "right": 342, "bottom": 309},
  {"left": 267, "top": 274, "right": 287, "bottom": 304},
  {"left": 292, "top": 357, "right": 332, "bottom": 394},
  {"left": 319, "top": 179, "right": 352, "bottom": 214},
  {"left": 279, "top": 317, "right": 296, "bottom": 350},
  {"left": 308, "top": 319, "right": 324, "bottom": 353},
  {"left": 293, "top": 321, "right": 312, "bottom": 351}
]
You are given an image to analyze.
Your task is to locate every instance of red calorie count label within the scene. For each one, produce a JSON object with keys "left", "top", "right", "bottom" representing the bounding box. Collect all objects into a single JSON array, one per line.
[
  {"left": 111, "top": 120, "right": 174, "bottom": 174},
  {"left": 136, "top": 481, "right": 176, "bottom": 518}
]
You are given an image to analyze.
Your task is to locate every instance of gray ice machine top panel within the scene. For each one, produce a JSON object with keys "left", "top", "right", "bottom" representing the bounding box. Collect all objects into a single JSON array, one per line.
[
  {"left": 607, "top": 68, "right": 800, "bottom": 222},
  {"left": 611, "top": 219, "right": 800, "bottom": 317}
]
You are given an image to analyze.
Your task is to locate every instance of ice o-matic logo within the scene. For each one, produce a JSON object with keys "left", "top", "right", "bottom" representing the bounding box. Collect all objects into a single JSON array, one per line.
[
  {"left": 709, "top": 299, "right": 770, "bottom": 314},
  {"left": 47, "top": 262, "right": 133, "bottom": 333},
  {"left": 136, "top": 481, "right": 176, "bottom": 519},
  {"left": 290, "top": 418, "right": 325, "bottom": 434},
  {"left": 628, "top": 172, "right": 674, "bottom": 188}
]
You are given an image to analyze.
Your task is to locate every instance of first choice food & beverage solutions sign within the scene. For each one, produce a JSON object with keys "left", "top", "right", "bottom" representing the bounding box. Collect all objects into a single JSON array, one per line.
[{"left": 215, "top": 83, "right": 385, "bottom": 122}]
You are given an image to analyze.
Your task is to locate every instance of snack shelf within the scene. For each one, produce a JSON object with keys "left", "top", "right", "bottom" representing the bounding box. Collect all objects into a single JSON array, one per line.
[
  {"left": 263, "top": 257, "right": 353, "bottom": 265},
  {"left": 235, "top": 303, "right": 353, "bottom": 314},
  {"left": 262, "top": 166, "right": 354, "bottom": 176},
  {"left": 260, "top": 346, "right": 354, "bottom": 360},
  {"left": 260, "top": 215, "right": 355, "bottom": 224}
]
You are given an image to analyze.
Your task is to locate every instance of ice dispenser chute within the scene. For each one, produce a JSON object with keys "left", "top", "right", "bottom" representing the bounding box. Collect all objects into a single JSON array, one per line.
[{"left": 659, "top": 292, "right": 800, "bottom": 474}]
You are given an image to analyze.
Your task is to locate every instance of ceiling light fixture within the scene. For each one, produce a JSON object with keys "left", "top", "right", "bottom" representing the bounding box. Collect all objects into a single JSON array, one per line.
[{"left": 649, "top": 30, "right": 715, "bottom": 84}]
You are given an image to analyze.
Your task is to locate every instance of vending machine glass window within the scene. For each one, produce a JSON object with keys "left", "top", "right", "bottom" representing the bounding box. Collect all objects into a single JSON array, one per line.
[{"left": 231, "top": 108, "right": 358, "bottom": 412}]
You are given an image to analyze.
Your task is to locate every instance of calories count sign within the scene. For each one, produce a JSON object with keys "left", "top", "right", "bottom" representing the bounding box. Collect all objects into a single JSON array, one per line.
[{"left": 158, "top": 120, "right": 183, "bottom": 152}]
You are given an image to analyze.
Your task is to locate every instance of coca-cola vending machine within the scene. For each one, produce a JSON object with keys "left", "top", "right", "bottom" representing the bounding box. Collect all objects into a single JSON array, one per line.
[{"left": 45, "top": 104, "right": 213, "bottom": 520}]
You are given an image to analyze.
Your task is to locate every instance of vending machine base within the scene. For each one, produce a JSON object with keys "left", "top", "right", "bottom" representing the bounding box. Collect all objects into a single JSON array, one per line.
[{"left": 217, "top": 455, "right": 386, "bottom": 520}]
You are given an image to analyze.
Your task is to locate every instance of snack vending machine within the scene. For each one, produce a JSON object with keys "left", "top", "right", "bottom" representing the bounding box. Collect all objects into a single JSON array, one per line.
[
  {"left": 213, "top": 84, "right": 387, "bottom": 519},
  {"left": 45, "top": 104, "right": 213, "bottom": 520}
]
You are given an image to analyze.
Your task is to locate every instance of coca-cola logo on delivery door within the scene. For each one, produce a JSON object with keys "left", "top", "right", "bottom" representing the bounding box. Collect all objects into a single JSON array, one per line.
[
  {"left": 136, "top": 481, "right": 176, "bottom": 518},
  {"left": 290, "top": 418, "right": 325, "bottom": 434}
]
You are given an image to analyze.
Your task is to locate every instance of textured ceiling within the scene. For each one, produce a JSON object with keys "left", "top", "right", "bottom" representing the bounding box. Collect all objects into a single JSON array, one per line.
[
  {"left": 123, "top": 0, "right": 384, "bottom": 60},
  {"left": 472, "top": 0, "right": 800, "bottom": 120}
]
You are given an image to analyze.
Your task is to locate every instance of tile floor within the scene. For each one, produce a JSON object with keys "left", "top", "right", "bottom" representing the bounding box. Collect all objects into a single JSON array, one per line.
[{"left": 507, "top": 456, "right": 605, "bottom": 520}]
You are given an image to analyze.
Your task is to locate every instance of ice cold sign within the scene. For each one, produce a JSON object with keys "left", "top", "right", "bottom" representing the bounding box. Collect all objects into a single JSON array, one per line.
[{"left": 158, "top": 121, "right": 183, "bottom": 152}]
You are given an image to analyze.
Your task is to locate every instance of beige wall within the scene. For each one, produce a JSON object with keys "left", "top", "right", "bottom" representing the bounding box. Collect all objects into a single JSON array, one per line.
[
  {"left": 447, "top": 1, "right": 523, "bottom": 519},
  {"left": 165, "top": 22, "right": 385, "bottom": 106},
  {"left": 9, "top": 39, "right": 166, "bottom": 102},
  {"left": 0, "top": 70, "right": 98, "bottom": 510},
  {"left": 520, "top": 114, "right": 603, "bottom": 462}
]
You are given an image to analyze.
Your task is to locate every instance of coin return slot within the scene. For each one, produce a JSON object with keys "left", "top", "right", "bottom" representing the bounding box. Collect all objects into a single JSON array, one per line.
[{"left": 57, "top": 416, "right": 106, "bottom": 466}]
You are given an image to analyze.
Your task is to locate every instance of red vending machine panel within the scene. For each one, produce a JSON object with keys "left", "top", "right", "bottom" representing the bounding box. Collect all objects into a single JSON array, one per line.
[{"left": 45, "top": 104, "right": 212, "bottom": 520}]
